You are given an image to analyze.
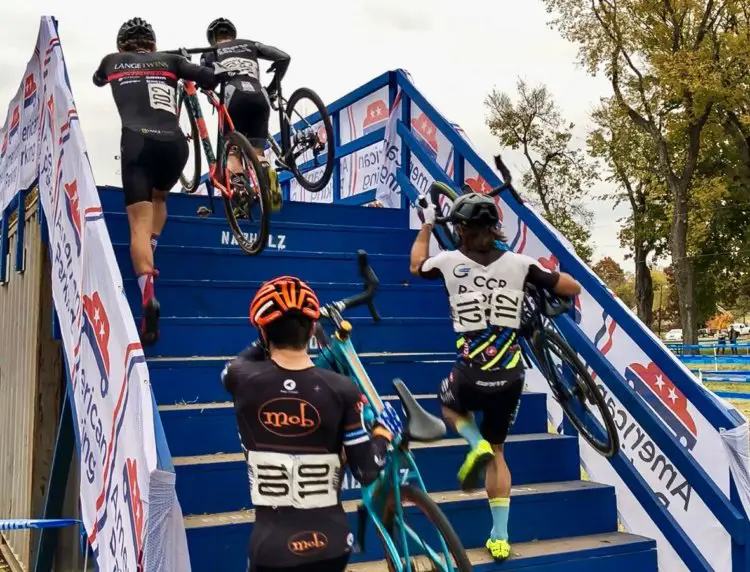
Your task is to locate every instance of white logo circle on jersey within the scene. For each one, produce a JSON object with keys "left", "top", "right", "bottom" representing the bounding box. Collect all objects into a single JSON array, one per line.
[
  {"left": 283, "top": 379, "right": 296, "bottom": 391},
  {"left": 346, "top": 533, "right": 354, "bottom": 547}
]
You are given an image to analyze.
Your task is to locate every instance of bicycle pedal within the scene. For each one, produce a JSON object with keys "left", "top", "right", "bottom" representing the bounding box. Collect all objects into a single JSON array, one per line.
[{"left": 196, "top": 206, "right": 211, "bottom": 217}]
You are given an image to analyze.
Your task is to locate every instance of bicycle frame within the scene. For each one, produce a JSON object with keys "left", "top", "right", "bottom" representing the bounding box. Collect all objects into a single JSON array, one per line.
[
  {"left": 179, "top": 80, "right": 236, "bottom": 201},
  {"left": 312, "top": 307, "right": 453, "bottom": 571}
]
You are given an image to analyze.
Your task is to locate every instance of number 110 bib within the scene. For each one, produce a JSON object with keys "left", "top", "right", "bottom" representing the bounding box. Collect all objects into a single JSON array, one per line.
[{"left": 247, "top": 450, "right": 341, "bottom": 509}]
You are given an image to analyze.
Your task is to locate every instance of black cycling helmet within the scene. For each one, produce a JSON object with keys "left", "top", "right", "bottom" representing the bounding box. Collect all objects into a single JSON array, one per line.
[
  {"left": 207, "top": 18, "right": 237, "bottom": 45},
  {"left": 117, "top": 18, "right": 155, "bottom": 51},
  {"left": 450, "top": 192, "right": 500, "bottom": 228}
]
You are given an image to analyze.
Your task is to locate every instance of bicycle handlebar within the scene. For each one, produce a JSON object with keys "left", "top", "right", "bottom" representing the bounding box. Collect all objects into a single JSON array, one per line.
[
  {"left": 164, "top": 46, "right": 217, "bottom": 57},
  {"left": 325, "top": 250, "right": 381, "bottom": 322}
]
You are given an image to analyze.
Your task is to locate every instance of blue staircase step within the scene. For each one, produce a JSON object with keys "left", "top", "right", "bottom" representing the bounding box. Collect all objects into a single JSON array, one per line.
[
  {"left": 125, "top": 279, "right": 447, "bottom": 319},
  {"left": 174, "top": 435, "right": 580, "bottom": 515},
  {"left": 98, "top": 186, "right": 408, "bottom": 227},
  {"left": 183, "top": 482, "right": 619, "bottom": 571},
  {"left": 148, "top": 355, "right": 457, "bottom": 404},
  {"left": 350, "top": 533, "right": 658, "bottom": 571},
  {"left": 144, "top": 317, "right": 453, "bottom": 357},
  {"left": 113, "top": 243, "right": 413, "bottom": 283},
  {"left": 104, "top": 212, "right": 417, "bottom": 254},
  {"left": 159, "top": 393, "right": 547, "bottom": 457}
]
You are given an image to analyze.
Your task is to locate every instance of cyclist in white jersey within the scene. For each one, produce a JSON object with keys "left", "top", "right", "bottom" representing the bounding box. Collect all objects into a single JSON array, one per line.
[{"left": 410, "top": 185, "right": 581, "bottom": 561}]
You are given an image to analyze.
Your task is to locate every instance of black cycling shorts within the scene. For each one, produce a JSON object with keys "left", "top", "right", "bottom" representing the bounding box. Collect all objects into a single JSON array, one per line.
[
  {"left": 439, "top": 364, "right": 524, "bottom": 445},
  {"left": 120, "top": 128, "right": 189, "bottom": 206},
  {"left": 227, "top": 87, "right": 270, "bottom": 148},
  {"left": 250, "top": 554, "right": 349, "bottom": 572}
]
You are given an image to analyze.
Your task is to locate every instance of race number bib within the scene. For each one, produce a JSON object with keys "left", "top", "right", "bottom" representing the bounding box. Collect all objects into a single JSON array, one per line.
[
  {"left": 449, "top": 291, "right": 486, "bottom": 333},
  {"left": 449, "top": 287, "right": 524, "bottom": 332},
  {"left": 247, "top": 451, "right": 341, "bottom": 509},
  {"left": 148, "top": 83, "right": 176, "bottom": 115},
  {"left": 488, "top": 287, "right": 524, "bottom": 329},
  {"left": 222, "top": 57, "right": 259, "bottom": 79}
]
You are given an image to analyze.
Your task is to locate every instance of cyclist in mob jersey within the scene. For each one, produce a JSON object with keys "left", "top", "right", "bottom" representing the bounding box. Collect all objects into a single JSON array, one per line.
[
  {"left": 411, "top": 185, "right": 581, "bottom": 562},
  {"left": 221, "top": 276, "right": 403, "bottom": 572},
  {"left": 202, "top": 17, "right": 290, "bottom": 213},
  {"left": 93, "top": 18, "right": 228, "bottom": 346}
]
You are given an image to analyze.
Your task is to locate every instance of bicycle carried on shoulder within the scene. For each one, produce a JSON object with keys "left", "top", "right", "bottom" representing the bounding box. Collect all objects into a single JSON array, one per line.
[
  {"left": 421, "top": 157, "right": 620, "bottom": 458},
  {"left": 168, "top": 47, "right": 335, "bottom": 255},
  {"left": 314, "top": 252, "right": 472, "bottom": 572}
]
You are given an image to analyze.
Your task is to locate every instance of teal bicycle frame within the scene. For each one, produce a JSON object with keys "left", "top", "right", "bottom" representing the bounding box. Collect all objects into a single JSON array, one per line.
[{"left": 312, "top": 251, "right": 461, "bottom": 571}]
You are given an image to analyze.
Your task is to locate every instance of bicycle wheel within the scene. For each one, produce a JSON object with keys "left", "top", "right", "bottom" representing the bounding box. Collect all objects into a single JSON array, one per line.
[
  {"left": 177, "top": 87, "right": 202, "bottom": 193},
  {"left": 281, "top": 87, "right": 335, "bottom": 193},
  {"left": 377, "top": 484, "right": 472, "bottom": 572},
  {"left": 532, "top": 328, "right": 620, "bottom": 457},
  {"left": 217, "top": 130, "right": 271, "bottom": 255},
  {"left": 428, "top": 183, "right": 461, "bottom": 250}
]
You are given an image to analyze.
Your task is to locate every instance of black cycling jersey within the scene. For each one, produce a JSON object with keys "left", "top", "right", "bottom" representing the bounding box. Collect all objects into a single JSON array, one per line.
[
  {"left": 221, "top": 344, "right": 389, "bottom": 570},
  {"left": 201, "top": 39, "right": 290, "bottom": 95},
  {"left": 93, "top": 51, "right": 218, "bottom": 138}
]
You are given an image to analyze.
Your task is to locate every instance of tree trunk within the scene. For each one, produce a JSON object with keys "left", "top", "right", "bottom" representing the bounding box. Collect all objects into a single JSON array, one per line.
[
  {"left": 633, "top": 244, "right": 654, "bottom": 327},
  {"left": 669, "top": 179, "right": 698, "bottom": 344}
]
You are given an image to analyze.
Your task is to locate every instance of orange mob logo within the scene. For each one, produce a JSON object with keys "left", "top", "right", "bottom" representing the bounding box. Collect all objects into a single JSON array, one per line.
[
  {"left": 287, "top": 531, "right": 328, "bottom": 555},
  {"left": 259, "top": 398, "right": 321, "bottom": 437}
]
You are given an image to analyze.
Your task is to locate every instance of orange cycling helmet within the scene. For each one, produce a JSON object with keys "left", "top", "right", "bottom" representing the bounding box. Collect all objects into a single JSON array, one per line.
[{"left": 249, "top": 276, "right": 321, "bottom": 329}]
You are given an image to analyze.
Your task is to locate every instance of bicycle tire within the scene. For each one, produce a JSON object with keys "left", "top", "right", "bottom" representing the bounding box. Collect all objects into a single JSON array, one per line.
[
  {"left": 177, "top": 88, "right": 202, "bottom": 193},
  {"left": 282, "top": 87, "right": 335, "bottom": 193},
  {"left": 532, "top": 328, "right": 620, "bottom": 457},
  {"left": 218, "top": 130, "right": 271, "bottom": 255},
  {"left": 428, "top": 183, "right": 462, "bottom": 250},
  {"left": 378, "top": 484, "right": 472, "bottom": 572}
]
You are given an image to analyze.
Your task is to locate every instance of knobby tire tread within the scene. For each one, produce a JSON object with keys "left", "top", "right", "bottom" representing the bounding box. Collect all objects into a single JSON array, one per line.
[
  {"left": 379, "top": 484, "right": 472, "bottom": 572},
  {"left": 534, "top": 328, "right": 620, "bottom": 457},
  {"left": 177, "top": 89, "right": 202, "bottom": 193},
  {"left": 219, "top": 130, "right": 270, "bottom": 256},
  {"left": 284, "top": 87, "right": 335, "bottom": 193}
]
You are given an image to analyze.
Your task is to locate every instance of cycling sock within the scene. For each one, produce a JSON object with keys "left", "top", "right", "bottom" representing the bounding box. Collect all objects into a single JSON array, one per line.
[
  {"left": 137, "top": 273, "right": 154, "bottom": 303},
  {"left": 150, "top": 233, "right": 159, "bottom": 252},
  {"left": 455, "top": 417, "right": 483, "bottom": 450},
  {"left": 489, "top": 497, "right": 510, "bottom": 540}
]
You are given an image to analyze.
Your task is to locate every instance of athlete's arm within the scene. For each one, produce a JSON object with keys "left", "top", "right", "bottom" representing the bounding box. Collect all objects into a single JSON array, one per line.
[
  {"left": 92, "top": 55, "right": 111, "bottom": 87},
  {"left": 523, "top": 256, "right": 581, "bottom": 297},
  {"left": 174, "top": 56, "right": 219, "bottom": 90},
  {"left": 409, "top": 221, "right": 439, "bottom": 277},
  {"left": 256, "top": 42, "right": 291, "bottom": 82},
  {"left": 199, "top": 51, "right": 216, "bottom": 68},
  {"left": 341, "top": 388, "right": 390, "bottom": 487}
]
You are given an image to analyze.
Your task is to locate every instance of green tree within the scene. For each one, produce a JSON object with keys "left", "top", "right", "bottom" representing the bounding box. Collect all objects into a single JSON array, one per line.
[
  {"left": 485, "top": 78, "right": 599, "bottom": 263},
  {"left": 542, "top": 0, "right": 748, "bottom": 344},
  {"left": 588, "top": 98, "right": 670, "bottom": 327}
]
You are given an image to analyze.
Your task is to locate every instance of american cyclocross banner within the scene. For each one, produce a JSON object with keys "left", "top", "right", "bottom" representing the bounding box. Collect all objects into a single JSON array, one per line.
[
  {"left": 375, "top": 75, "right": 750, "bottom": 572},
  {"left": 0, "top": 17, "right": 191, "bottom": 571}
]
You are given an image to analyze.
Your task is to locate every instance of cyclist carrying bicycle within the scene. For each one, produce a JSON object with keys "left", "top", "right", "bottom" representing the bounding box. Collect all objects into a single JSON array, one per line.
[
  {"left": 411, "top": 184, "right": 581, "bottom": 561},
  {"left": 221, "top": 276, "right": 404, "bottom": 572},
  {"left": 202, "top": 17, "right": 289, "bottom": 213},
  {"left": 94, "top": 17, "right": 228, "bottom": 345}
]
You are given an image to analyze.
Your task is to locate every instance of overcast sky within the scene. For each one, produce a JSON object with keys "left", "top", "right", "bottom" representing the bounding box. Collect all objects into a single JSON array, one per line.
[{"left": 0, "top": 0, "right": 630, "bottom": 267}]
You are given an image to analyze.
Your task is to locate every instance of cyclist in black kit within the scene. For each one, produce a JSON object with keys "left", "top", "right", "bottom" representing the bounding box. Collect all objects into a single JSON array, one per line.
[
  {"left": 93, "top": 17, "right": 230, "bottom": 345},
  {"left": 411, "top": 186, "right": 581, "bottom": 562},
  {"left": 202, "top": 17, "right": 290, "bottom": 212},
  {"left": 221, "top": 276, "right": 403, "bottom": 572}
]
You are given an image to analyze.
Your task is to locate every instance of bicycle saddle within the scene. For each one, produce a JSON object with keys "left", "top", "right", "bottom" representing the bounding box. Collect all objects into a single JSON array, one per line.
[{"left": 392, "top": 378, "right": 446, "bottom": 442}]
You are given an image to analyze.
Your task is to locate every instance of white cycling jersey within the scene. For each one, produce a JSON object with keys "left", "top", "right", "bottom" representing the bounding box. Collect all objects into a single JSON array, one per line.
[{"left": 421, "top": 249, "right": 555, "bottom": 334}]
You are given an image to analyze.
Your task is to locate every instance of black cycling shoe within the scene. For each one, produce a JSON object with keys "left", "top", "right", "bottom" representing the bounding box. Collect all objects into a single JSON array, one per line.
[{"left": 140, "top": 297, "right": 161, "bottom": 346}]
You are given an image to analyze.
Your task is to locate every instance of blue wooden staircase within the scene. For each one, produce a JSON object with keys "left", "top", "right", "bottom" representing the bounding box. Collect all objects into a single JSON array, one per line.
[{"left": 99, "top": 187, "right": 658, "bottom": 571}]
